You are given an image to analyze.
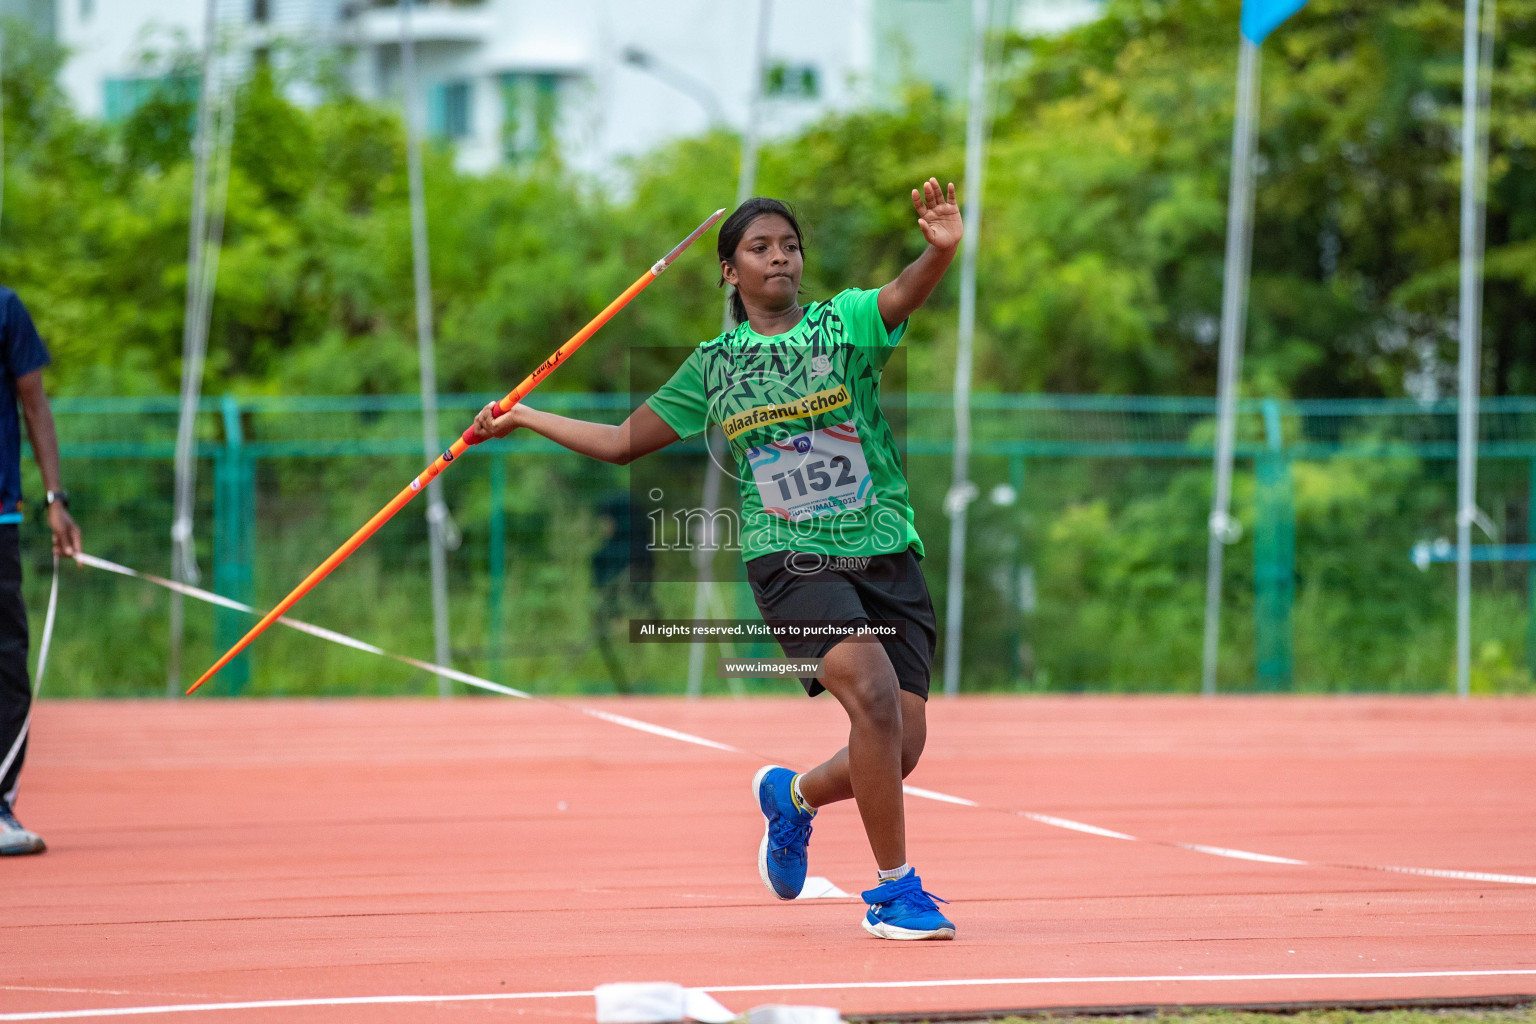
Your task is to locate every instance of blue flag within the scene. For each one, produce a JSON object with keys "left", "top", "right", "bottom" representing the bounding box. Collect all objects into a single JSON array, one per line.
[{"left": 1241, "top": 0, "right": 1309, "bottom": 43}]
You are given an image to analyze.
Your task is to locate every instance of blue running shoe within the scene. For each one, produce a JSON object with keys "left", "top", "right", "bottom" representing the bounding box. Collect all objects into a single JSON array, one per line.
[
  {"left": 861, "top": 872, "right": 955, "bottom": 940},
  {"left": 753, "top": 765, "right": 814, "bottom": 900}
]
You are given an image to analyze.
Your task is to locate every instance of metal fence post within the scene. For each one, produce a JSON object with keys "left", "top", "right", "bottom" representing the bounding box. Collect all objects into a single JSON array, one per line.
[
  {"left": 1007, "top": 453, "right": 1026, "bottom": 684},
  {"left": 1254, "top": 399, "right": 1294, "bottom": 690},
  {"left": 213, "top": 396, "right": 255, "bottom": 692},
  {"left": 487, "top": 453, "right": 507, "bottom": 684},
  {"left": 1528, "top": 458, "right": 1536, "bottom": 678}
]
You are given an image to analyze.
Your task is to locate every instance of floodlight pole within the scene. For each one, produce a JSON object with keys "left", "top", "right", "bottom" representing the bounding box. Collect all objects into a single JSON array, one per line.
[
  {"left": 1455, "top": 0, "right": 1495, "bottom": 699},
  {"left": 168, "top": 0, "right": 221, "bottom": 696},
  {"left": 940, "top": 0, "right": 990, "bottom": 698},
  {"left": 685, "top": 0, "right": 771, "bottom": 700},
  {"left": 619, "top": 48, "right": 727, "bottom": 128},
  {"left": 400, "top": 0, "right": 455, "bottom": 697},
  {"left": 1201, "top": 37, "right": 1260, "bottom": 698}
]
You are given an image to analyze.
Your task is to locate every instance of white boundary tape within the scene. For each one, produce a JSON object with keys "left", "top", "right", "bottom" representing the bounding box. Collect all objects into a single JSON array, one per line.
[
  {"left": 1180, "top": 843, "right": 1309, "bottom": 866},
  {"left": 1372, "top": 864, "right": 1536, "bottom": 886},
  {"left": 577, "top": 706, "right": 739, "bottom": 753},
  {"left": 901, "top": 784, "right": 979, "bottom": 807},
  {"left": 79, "top": 553, "right": 743, "bottom": 751},
  {"left": 1022, "top": 812, "right": 1137, "bottom": 841},
  {"left": 1, "top": 553, "right": 59, "bottom": 800},
  {"left": 69, "top": 554, "right": 1536, "bottom": 888},
  {"left": 5, "top": 970, "right": 1536, "bottom": 1021},
  {"left": 75, "top": 554, "right": 535, "bottom": 699}
]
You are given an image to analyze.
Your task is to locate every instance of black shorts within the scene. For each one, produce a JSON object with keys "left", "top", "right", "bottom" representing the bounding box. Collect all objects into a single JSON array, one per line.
[{"left": 745, "top": 545, "right": 938, "bottom": 700}]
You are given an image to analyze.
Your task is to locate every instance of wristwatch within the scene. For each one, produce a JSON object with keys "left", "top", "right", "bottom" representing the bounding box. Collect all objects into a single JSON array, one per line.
[{"left": 45, "top": 489, "right": 69, "bottom": 509}]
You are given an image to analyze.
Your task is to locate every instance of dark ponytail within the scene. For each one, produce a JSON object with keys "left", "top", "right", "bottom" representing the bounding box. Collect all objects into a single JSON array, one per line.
[{"left": 716, "top": 197, "right": 806, "bottom": 326}]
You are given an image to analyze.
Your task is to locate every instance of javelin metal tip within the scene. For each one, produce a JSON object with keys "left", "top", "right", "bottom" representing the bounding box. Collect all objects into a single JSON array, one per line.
[{"left": 653, "top": 207, "right": 731, "bottom": 275}]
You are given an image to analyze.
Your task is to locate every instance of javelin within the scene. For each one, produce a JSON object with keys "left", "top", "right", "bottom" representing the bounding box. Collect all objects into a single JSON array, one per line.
[{"left": 188, "top": 207, "right": 726, "bottom": 694}]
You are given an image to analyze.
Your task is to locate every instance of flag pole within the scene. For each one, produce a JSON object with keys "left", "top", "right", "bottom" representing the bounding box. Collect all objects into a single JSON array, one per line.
[
  {"left": 1201, "top": 35, "right": 1260, "bottom": 697},
  {"left": 1455, "top": 0, "right": 1495, "bottom": 699},
  {"left": 168, "top": 0, "right": 221, "bottom": 695},
  {"left": 399, "top": 0, "right": 456, "bottom": 697},
  {"left": 940, "top": 0, "right": 992, "bottom": 698}
]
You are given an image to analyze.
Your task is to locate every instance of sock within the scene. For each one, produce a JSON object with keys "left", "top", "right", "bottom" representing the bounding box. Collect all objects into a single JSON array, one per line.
[
  {"left": 790, "top": 774, "right": 816, "bottom": 815},
  {"left": 877, "top": 862, "right": 912, "bottom": 883}
]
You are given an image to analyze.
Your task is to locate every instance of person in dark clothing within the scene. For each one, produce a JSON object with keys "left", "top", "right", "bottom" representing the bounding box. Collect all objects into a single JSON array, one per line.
[
  {"left": 0, "top": 287, "right": 81, "bottom": 856},
  {"left": 590, "top": 493, "right": 658, "bottom": 692}
]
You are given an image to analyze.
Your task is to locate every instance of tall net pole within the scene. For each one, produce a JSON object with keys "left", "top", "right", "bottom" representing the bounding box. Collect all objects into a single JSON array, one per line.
[
  {"left": 1200, "top": 36, "right": 1260, "bottom": 697},
  {"left": 400, "top": 0, "right": 455, "bottom": 698},
  {"left": 940, "top": 0, "right": 991, "bottom": 698},
  {"left": 685, "top": 0, "right": 771, "bottom": 699},
  {"left": 1455, "top": 0, "right": 1495, "bottom": 699}
]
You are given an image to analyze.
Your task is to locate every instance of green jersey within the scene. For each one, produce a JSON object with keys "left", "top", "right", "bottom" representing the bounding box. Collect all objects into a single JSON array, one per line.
[{"left": 645, "top": 287, "right": 923, "bottom": 563}]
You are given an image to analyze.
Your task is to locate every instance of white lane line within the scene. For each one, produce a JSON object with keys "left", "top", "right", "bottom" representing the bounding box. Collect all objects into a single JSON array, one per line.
[
  {"left": 0, "top": 990, "right": 591, "bottom": 1021},
  {"left": 7, "top": 970, "right": 1536, "bottom": 1021},
  {"left": 706, "top": 968, "right": 1536, "bottom": 993},
  {"left": 1180, "top": 843, "right": 1309, "bottom": 866},
  {"left": 1022, "top": 812, "right": 1138, "bottom": 841},
  {"left": 74, "top": 554, "right": 1536, "bottom": 891},
  {"left": 0, "top": 990, "right": 138, "bottom": 997}
]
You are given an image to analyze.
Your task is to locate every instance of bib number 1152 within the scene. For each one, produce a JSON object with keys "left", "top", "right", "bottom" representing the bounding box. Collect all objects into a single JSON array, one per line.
[{"left": 746, "top": 420, "right": 876, "bottom": 522}]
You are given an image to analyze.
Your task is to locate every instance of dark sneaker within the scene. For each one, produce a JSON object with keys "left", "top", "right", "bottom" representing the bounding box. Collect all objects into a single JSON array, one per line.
[
  {"left": 0, "top": 799, "right": 45, "bottom": 856},
  {"left": 861, "top": 871, "right": 954, "bottom": 940},
  {"left": 752, "top": 765, "right": 814, "bottom": 899}
]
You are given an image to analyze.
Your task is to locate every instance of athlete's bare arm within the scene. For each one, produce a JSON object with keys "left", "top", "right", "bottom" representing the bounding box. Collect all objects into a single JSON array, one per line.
[
  {"left": 472, "top": 400, "right": 681, "bottom": 466},
  {"left": 876, "top": 177, "right": 963, "bottom": 332}
]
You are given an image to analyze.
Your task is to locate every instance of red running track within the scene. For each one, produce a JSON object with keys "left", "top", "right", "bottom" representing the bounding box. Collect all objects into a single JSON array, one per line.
[{"left": 5, "top": 696, "right": 1535, "bottom": 1022}]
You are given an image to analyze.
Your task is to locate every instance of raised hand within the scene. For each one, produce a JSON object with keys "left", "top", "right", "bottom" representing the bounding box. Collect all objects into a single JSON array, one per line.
[{"left": 911, "top": 178, "right": 962, "bottom": 252}]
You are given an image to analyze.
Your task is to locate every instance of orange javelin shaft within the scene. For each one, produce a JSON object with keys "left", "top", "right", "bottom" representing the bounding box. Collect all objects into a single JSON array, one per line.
[{"left": 188, "top": 207, "right": 726, "bottom": 694}]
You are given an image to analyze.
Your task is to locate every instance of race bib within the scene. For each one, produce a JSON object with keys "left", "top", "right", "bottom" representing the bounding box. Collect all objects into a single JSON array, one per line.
[{"left": 745, "top": 420, "right": 877, "bottom": 522}]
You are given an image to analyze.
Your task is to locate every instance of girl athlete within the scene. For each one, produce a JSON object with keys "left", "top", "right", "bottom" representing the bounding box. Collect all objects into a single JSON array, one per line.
[{"left": 473, "top": 179, "right": 963, "bottom": 940}]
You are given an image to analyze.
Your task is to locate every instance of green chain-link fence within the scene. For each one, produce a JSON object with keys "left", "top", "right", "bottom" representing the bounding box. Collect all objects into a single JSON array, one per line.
[{"left": 26, "top": 393, "right": 1536, "bottom": 697}]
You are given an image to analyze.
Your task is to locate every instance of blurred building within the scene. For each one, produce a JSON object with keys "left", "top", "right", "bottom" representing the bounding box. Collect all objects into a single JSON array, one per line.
[
  {"left": 0, "top": 0, "right": 54, "bottom": 37},
  {"left": 44, "top": 0, "right": 1099, "bottom": 176}
]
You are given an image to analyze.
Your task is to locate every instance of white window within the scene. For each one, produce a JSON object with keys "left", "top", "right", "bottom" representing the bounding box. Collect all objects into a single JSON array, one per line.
[
  {"left": 765, "top": 63, "right": 819, "bottom": 99},
  {"left": 501, "top": 73, "right": 562, "bottom": 159},
  {"left": 103, "top": 75, "right": 199, "bottom": 123}
]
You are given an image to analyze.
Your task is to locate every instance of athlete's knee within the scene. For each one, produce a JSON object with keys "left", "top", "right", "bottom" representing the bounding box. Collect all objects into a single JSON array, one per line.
[
  {"left": 842, "top": 673, "right": 901, "bottom": 736},
  {"left": 824, "top": 639, "right": 902, "bottom": 733}
]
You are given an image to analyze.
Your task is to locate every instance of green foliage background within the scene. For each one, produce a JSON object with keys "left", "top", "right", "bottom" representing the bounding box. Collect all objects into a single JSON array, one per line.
[{"left": 2, "top": 0, "right": 1535, "bottom": 695}]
